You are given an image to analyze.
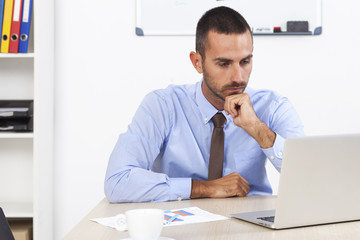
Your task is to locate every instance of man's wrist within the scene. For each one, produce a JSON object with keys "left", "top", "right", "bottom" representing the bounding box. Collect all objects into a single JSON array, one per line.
[
  {"left": 190, "top": 179, "right": 209, "bottom": 199},
  {"left": 247, "top": 121, "right": 276, "bottom": 148}
]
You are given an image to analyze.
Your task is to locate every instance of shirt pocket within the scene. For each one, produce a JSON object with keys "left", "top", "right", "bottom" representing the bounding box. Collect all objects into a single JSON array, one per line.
[{"left": 232, "top": 147, "right": 267, "bottom": 183}]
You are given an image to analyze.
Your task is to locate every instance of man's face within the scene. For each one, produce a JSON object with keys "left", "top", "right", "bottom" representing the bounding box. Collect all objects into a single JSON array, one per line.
[{"left": 200, "top": 30, "right": 253, "bottom": 110}]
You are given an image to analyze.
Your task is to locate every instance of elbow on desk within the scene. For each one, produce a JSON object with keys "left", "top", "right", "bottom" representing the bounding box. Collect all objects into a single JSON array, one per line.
[
  {"left": 104, "top": 166, "right": 139, "bottom": 203},
  {"left": 104, "top": 174, "right": 129, "bottom": 203},
  {"left": 104, "top": 181, "right": 133, "bottom": 203},
  {"left": 104, "top": 172, "right": 149, "bottom": 203},
  {"left": 104, "top": 168, "right": 174, "bottom": 203},
  {"left": 104, "top": 185, "right": 117, "bottom": 203},
  {"left": 104, "top": 182, "right": 128, "bottom": 203}
]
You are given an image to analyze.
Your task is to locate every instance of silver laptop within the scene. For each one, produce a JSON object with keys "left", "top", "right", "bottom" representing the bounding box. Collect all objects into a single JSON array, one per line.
[{"left": 231, "top": 134, "right": 360, "bottom": 229}]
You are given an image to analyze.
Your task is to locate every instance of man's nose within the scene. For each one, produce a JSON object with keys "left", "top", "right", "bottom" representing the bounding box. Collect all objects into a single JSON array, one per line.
[{"left": 231, "top": 65, "right": 243, "bottom": 83}]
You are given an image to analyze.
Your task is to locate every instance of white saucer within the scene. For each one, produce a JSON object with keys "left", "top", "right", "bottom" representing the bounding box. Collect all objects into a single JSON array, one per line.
[{"left": 122, "top": 237, "right": 175, "bottom": 240}]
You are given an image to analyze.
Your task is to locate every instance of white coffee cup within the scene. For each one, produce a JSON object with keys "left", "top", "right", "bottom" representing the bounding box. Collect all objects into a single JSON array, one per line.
[{"left": 114, "top": 208, "right": 164, "bottom": 240}]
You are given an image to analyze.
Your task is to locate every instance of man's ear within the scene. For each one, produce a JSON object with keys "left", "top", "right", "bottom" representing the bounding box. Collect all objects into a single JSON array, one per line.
[{"left": 189, "top": 51, "right": 203, "bottom": 74}]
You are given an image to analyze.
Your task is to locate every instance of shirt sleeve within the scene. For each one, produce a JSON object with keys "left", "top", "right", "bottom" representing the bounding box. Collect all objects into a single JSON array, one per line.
[
  {"left": 261, "top": 95, "right": 305, "bottom": 172},
  {"left": 262, "top": 133, "right": 286, "bottom": 172},
  {"left": 104, "top": 91, "right": 192, "bottom": 203}
]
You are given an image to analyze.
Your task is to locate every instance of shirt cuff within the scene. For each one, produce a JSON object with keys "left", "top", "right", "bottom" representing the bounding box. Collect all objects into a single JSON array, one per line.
[
  {"left": 261, "top": 133, "right": 285, "bottom": 172},
  {"left": 168, "top": 177, "right": 192, "bottom": 200}
]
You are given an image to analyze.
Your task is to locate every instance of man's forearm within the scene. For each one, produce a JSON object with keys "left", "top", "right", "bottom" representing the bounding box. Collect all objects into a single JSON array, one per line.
[
  {"left": 105, "top": 167, "right": 187, "bottom": 203},
  {"left": 190, "top": 172, "right": 250, "bottom": 199},
  {"left": 223, "top": 94, "right": 276, "bottom": 149},
  {"left": 245, "top": 121, "right": 276, "bottom": 149}
]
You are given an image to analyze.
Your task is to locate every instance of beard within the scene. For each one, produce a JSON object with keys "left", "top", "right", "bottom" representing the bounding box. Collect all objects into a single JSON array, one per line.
[{"left": 202, "top": 66, "right": 248, "bottom": 102}]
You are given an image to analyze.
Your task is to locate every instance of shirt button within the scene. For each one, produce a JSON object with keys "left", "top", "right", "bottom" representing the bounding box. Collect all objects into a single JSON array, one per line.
[
  {"left": 270, "top": 156, "right": 275, "bottom": 160},
  {"left": 278, "top": 152, "right": 283, "bottom": 156},
  {"left": 205, "top": 118, "right": 208, "bottom": 121}
]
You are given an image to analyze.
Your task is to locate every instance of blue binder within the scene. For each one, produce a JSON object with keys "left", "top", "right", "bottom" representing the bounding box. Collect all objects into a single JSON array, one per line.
[
  {"left": 0, "top": 0, "right": 5, "bottom": 50},
  {"left": 18, "top": 0, "right": 33, "bottom": 53}
]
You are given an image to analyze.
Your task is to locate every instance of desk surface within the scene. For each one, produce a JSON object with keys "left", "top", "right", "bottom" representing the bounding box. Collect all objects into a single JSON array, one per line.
[{"left": 63, "top": 196, "right": 360, "bottom": 240}]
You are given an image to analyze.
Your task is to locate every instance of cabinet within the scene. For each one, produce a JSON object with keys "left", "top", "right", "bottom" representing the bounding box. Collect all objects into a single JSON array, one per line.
[{"left": 0, "top": 0, "right": 54, "bottom": 239}]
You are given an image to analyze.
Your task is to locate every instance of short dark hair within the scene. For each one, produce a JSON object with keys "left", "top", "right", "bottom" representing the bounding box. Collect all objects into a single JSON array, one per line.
[{"left": 196, "top": 6, "right": 252, "bottom": 59}]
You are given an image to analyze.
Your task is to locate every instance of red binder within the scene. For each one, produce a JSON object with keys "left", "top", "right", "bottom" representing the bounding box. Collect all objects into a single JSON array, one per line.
[{"left": 8, "top": 0, "right": 23, "bottom": 53}]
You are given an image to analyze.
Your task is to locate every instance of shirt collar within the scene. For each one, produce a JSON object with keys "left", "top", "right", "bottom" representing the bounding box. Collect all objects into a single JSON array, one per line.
[{"left": 195, "top": 79, "right": 232, "bottom": 125}]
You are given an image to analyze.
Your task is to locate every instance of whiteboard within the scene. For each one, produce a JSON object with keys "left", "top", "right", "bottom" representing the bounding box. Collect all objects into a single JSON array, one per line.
[{"left": 136, "top": 0, "right": 322, "bottom": 36}]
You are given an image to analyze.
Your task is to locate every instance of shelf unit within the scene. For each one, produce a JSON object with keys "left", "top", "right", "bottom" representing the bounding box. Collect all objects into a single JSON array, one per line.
[
  {"left": 0, "top": 53, "right": 35, "bottom": 58},
  {"left": 0, "top": 133, "right": 34, "bottom": 138},
  {"left": 1, "top": 202, "right": 33, "bottom": 218},
  {"left": 0, "top": 0, "right": 54, "bottom": 239}
]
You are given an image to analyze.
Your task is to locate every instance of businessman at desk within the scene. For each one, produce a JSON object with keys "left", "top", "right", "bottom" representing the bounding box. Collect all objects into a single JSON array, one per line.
[{"left": 104, "top": 6, "right": 304, "bottom": 203}]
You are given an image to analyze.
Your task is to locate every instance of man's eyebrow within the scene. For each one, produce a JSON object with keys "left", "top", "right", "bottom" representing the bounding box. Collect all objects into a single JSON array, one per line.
[
  {"left": 213, "top": 54, "right": 253, "bottom": 62},
  {"left": 242, "top": 54, "right": 253, "bottom": 61},
  {"left": 213, "top": 57, "right": 232, "bottom": 62}
]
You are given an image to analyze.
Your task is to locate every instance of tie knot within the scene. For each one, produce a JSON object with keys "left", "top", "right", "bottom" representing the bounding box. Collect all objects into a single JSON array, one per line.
[{"left": 212, "top": 113, "right": 226, "bottom": 128}]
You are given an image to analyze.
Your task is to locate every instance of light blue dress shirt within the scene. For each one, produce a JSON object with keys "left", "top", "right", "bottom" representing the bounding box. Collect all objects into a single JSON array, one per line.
[{"left": 105, "top": 81, "right": 304, "bottom": 203}]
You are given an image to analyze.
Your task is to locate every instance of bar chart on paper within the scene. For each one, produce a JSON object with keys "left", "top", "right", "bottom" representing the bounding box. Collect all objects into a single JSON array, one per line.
[
  {"left": 164, "top": 209, "right": 195, "bottom": 223},
  {"left": 91, "top": 207, "right": 228, "bottom": 229},
  {"left": 162, "top": 207, "right": 228, "bottom": 226}
]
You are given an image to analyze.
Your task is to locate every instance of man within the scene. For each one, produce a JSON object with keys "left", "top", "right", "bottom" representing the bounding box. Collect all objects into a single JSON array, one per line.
[{"left": 104, "top": 6, "right": 304, "bottom": 203}]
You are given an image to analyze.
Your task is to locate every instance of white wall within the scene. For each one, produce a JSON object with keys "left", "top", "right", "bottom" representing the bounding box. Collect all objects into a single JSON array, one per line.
[{"left": 54, "top": 0, "right": 360, "bottom": 239}]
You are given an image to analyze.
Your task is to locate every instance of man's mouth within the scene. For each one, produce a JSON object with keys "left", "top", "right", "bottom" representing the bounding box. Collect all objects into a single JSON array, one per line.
[{"left": 227, "top": 87, "right": 245, "bottom": 93}]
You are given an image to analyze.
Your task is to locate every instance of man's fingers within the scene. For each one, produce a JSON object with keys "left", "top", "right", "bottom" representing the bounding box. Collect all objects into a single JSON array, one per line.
[
  {"left": 222, "top": 172, "right": 250, "bottom": 197},
  {"left": 235, "top": 174, "right": 250, "bottom": 196},
  {"left": 225, "top": 94, "right": 247, "bottom": 118},
  {"left": 224, "top": 98, "right": 236, "bottom": 118},
  {"left": 240, "top": 182, "right": 250, "bottom": 196}
]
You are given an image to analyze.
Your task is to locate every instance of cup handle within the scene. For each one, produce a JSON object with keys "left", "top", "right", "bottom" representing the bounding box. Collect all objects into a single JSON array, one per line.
[{"left": 114, "top": 214, "right": 127, "bottom": 231}]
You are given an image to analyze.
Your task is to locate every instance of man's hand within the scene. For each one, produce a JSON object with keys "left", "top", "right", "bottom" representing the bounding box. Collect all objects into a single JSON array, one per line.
[
  {"left": 190, "top": 172, "right": 250, "bottom": 199},
  {"left": 224, "top": 93, "right": 276, "bottom": 148}
]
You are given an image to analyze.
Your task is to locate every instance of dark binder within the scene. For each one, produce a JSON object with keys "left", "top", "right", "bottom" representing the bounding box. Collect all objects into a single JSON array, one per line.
[
  {"left": 0, "top": 100, "right": 33, "bottom": 132},
  {"left": 0, "top": 208, "right": 15, "bottom": 240}
]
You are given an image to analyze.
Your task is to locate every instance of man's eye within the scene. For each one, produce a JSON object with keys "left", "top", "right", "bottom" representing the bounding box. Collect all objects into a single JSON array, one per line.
[
  {"left": 241, "top": 59, "right": 251, "bottom": 65},
  {"left": 219, "top": 62, "right": 229, "bottom": 67}
]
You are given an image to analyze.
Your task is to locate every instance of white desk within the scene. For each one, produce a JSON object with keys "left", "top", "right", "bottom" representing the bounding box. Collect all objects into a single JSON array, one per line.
[{"left": 63, "top": 196, "right": 360, "bottom": 240}]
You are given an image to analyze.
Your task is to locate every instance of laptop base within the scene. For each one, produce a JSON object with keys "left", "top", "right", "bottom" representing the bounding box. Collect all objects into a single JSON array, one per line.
[{"left": 231, "top": 209, "right": 276, "bottom": 229}]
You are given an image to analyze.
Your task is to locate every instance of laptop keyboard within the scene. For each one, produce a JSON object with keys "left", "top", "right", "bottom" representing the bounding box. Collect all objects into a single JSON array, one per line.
[{"left": 257, "top": 216, "right": 275, "bottom": 223}]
